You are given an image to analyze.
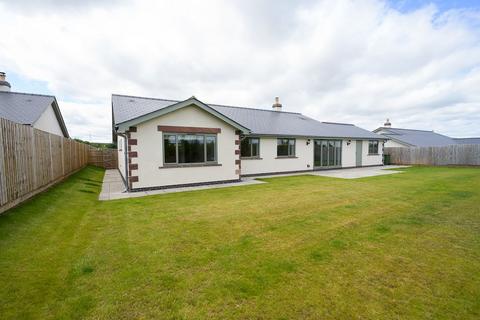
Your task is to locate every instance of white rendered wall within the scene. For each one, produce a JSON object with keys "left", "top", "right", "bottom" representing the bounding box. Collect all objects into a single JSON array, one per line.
[
  {"left": 361, "top": 140, "right": 384, "bottom": 166},
  {"left": 384, "top": 139, "right": 409, "bottom": 148},
  {"left": 341, "top": 139, "right": 356, "bottom": 168},
  {"left": 240, "top": 137, "right": 313, "bottom": 175},
  {"left": 130, "top": 105, "right": 238, "bottom": 189},
  {"left": 241, "top": 138, "right": 382, "bottom": 175},
  {"left": 33, "top": 104, "right": 64, "bottom": 136}
]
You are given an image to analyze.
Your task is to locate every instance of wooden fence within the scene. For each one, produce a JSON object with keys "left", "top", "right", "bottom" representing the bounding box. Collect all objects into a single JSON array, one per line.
[
  {"left": 0, "top": 117, "right": 117, "bottom": 214},
  {"left": 88, "top": 148, "right": 118, "bottom": 169},
  {"left": 385, "top": 145, "right": 480, "bottom": 166}
]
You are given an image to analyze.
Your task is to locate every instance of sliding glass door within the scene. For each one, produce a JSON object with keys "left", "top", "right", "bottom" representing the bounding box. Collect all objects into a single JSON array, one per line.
[{"left": 314, "top": 139, "right": 342, "bottom": 168}]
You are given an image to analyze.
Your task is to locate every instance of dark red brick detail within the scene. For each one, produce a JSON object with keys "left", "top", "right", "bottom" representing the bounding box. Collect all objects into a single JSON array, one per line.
[
  {"left": 128, "top": 158, "right": 132, "bottom": 164},
  {"left": 129, "top": 163, "right": 138, "bottom": 170},
  {"left": 235, "top": 149, "right": 240, "bottom": 155},
  {"left": 128, "top": 139, "right": 137, "bottom": 145},
  {"left": 129, "top": 126, "right": 137, "bottom": 132},
  {"left": 235, "top": 159, "right": 240, "bottom": 165},
  {"left": 157, "top": 125, "right": 221, "bottom": 134},
  {"left": 235, "top": 140, "right": 240, "bottom": 145},
  {"left": 129, "top": 176, "right": 138, "bottom": 183},
  {"left": 128, "top": 151, "right": 138, "bottom": 158}
]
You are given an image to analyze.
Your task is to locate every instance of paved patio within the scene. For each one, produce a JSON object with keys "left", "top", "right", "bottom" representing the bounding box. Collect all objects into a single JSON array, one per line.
[
  {"left": 312, "top": 165, "right": 408, "bottom": 179},
  {"left": 99, "top": 165, "right": 408, "bottom": 200},
  {"left": 98, "top": 170, "right": 265, "bottom": 201}
]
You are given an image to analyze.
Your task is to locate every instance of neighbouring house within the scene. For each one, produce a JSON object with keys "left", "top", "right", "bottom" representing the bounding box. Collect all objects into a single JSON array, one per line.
[
  {"left": 374, "top": 119, "right": 480, "bottom": 147},
  {"left": 374, "top": 119, "right": 458, "bottom": 148},
  {"left": 112, "top": 94, "right": 385, "bottom": 191},
  {"left": 0, "top": 72, "right": 69, "bottom": 137}
]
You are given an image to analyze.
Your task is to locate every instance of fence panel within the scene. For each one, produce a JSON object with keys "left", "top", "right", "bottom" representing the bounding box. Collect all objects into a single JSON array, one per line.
[
  {"left": 88, "top": 148, "right": 118, "bottom": 169},
  {"left": 385, "top": 145, "right": 480, "bottom": 166},
  {"left": 0, "top": 118, "right": 94, "bottom": 214}
]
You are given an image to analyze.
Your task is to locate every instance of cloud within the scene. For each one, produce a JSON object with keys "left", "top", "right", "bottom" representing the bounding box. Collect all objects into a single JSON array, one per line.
[
  {"left": 0, "top": 0, "right": 479, "bottom": 141},
  {"left": 59, "top": 101, "right": 111, "bottom": 141},
  {"left": 0, "top": 0, "right": 126, "bottom": 13}
]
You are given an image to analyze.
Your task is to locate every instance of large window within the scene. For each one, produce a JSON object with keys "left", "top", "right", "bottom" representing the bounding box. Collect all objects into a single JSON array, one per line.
[
  {"left": 277, "top": 138, "right": 296, "bottom": 157},
  {"left": 368, "top": 140, "right": 379, "bottom": 155},
  {"left": 164, "top": 133, "right": 216, "bottom": 164},
  {"left": 241, "top": 137, "right": 260, "bottom": 158}
]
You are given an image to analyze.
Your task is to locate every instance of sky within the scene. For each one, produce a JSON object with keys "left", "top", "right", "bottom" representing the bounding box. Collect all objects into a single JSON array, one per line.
[{"left": 0, "top": 0, "right": 479, "bottom": 142}]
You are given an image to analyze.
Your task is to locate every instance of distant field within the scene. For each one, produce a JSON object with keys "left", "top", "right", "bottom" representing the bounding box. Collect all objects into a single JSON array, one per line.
[{"left": 0, "top": 166, "right": 479, "bottom": 319}]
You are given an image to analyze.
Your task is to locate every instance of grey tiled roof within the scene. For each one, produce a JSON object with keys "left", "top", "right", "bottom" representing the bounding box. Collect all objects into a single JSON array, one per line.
[
  {"left": 112, "top": 94, "right": 177, "bottom": 125},
  {"left": 112, "top": 94, "right": 382, "bottom": 139},
  {"left": 0, "top": 91, "right": 69, "bottom": 137},
  {"left": 0, "top": 91, "right": 55, "bottom": 124},
  {"left": 376, "top": 127, "right": 457, "bottom": 147},
  {"left": 454, "top": 137, "right": 480, "bottom": 145}
]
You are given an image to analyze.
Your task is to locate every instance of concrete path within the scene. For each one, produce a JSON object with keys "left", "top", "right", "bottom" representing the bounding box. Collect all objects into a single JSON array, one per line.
[{"left": 99, "top": 165, "right": 408, "bottom": 201}]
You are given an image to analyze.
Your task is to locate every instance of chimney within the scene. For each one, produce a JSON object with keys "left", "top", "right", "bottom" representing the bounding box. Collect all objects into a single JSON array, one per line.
[
  {"left": 0, "top": 72, "right": 11, "bottom": 92},
  {"left": 272, "top": 96, "right": 282, "bottom": 111},
  {"left": 384, "top": 118, "right": 391, "bottom": 127}
]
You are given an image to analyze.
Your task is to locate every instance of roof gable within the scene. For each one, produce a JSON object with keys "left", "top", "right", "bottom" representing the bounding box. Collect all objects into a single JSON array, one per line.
[{"left": 113, "top": 95, "right": 249, "bottom": 133}]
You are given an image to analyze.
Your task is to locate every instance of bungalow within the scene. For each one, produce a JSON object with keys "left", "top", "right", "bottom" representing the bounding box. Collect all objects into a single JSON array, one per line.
[
  {"left": 112, "top": 95, "right": 385, "bottom": 191},
  {"left": 0, "top": 72, "right": 69, "bottom": 137}
]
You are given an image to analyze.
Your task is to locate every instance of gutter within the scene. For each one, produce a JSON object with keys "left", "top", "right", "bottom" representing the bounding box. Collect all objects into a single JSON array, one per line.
[{"left": 242, "top": 133, "right": 387, "bottom": 141}]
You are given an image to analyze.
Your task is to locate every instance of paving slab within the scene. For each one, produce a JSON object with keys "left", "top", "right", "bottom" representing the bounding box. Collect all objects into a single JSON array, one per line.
[{"left": 311, "top": 165, "right": 409, "bottom": 179}]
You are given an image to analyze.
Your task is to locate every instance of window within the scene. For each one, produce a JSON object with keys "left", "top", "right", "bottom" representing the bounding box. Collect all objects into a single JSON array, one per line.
[
  {"left": 277, "top": 138, "right": 295, "bottom": 157},
  {"left": 206, "top": 136, "right": 216, "bottom": 161},
  {"left": 368, "top": 140, "right": 379, "bottom": 155},
  {"left": 164, "top": 133, "right": 217, "bottom": 164},
  {"left": 241, "top": 137, "right": 260, "bottom": 158}
]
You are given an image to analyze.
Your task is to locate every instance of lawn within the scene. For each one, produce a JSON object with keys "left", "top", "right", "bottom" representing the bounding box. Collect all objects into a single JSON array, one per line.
[{"left": 0, "top": 166, "right": 479, "bottom": 319}]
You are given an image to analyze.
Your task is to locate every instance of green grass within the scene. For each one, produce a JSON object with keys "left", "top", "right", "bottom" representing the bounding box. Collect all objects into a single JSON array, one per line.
[{"left": 0, "top": 166, "right": 479, "bottom": 319}]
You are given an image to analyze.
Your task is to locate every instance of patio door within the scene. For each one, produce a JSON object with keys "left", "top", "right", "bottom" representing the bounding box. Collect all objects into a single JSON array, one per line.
[{"left": 314, "top": 139, "right": 342, "bottom": 169}]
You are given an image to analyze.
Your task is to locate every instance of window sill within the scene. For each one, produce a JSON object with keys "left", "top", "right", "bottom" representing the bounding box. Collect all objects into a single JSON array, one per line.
[
  {"left": 368, "top": 153, "right": 380, "bottom": 156},
  {"left": 159, "top": 163, "right": 222, "bottom": 169},
  {"left": 240, "top": 157, "right": 263, "bottom": 160},
  {"left": 275, "top": 156, "right": 298, "bottom": 159}
]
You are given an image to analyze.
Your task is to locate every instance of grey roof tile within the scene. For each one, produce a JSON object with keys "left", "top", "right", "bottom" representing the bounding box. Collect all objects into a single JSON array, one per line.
[
  {"left": 378, "top": 127, "right": 457, "bottom": 147},
  {"left": 454, "top": 137, "right": 480, "bottom": 145},
  {"left": 112, "top": 94, "right": 381, "bottom": 139},
  {"left": 0, "top": 91, "right": 55, "bottom": 124}
]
